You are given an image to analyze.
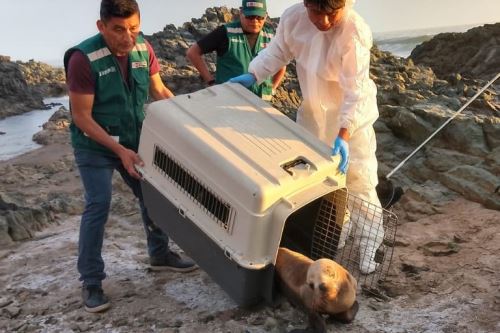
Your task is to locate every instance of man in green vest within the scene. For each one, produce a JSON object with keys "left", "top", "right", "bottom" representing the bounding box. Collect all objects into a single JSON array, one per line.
[
  {"left": 186, "top": 0, "right": 286, "bottom": 101},
  {"left": 64, "top": 0, "right": 196, "bottom": 313}
]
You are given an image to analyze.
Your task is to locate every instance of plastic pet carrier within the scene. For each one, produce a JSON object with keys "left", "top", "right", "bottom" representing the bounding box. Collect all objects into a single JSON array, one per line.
[{"left": 138, "top": 83, "right": 397, "bottom": 306}]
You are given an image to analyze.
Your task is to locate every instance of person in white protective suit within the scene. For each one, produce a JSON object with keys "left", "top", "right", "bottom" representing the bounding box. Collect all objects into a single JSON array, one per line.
[{"left": 229, "top": 0, "right": 384, "bottom": 274}]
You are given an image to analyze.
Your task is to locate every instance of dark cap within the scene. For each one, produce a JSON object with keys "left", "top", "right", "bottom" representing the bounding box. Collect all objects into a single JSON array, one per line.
[{"left": 241, "top": 0, "right": 267, "bottom": 17}]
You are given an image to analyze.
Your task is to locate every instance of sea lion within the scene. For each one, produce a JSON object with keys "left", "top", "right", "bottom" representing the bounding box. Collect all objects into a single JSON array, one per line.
[{"left": 275, "top": 247, "right": 359, "bottom": 333}]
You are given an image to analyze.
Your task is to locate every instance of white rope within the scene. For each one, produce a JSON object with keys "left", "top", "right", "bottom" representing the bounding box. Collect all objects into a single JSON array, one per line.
[{"left": 386, "top": 72, "right": 500, "bottom": 179}]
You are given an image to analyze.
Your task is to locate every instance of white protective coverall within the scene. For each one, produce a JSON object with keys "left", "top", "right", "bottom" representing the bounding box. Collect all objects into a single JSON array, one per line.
[{"left": 248, "top": 1, "right": 384, "bottom": 274}]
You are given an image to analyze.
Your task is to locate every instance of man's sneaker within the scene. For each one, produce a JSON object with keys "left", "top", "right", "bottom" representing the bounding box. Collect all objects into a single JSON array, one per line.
[
  {"left": 150, "top": 251, "right": 197, "bottom": 272},
  {"left": 82, "top": 285, "right": 111, "bottom": 313}
]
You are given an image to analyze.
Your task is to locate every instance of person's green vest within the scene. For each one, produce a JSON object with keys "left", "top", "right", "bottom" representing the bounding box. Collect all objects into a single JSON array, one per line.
[
  {"left": 63, "top": 33, "right": 150, "bottom": 156},
  {"left": 216, "top": 21, "right": 274, "bottom": 101}
]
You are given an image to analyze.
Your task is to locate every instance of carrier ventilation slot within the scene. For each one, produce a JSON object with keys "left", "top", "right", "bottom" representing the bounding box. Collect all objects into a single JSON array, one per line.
[{"left": 152, "top": 145, "right": 235, "bottom": 232}]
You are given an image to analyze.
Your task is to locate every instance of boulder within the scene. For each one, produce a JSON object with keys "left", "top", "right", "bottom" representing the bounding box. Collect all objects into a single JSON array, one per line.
[
  {"left": 410, "top": 23, "right": 500, "bottom": 81},
  {"left": 0, "top": 57, "right": 66, "bottom": 119}
]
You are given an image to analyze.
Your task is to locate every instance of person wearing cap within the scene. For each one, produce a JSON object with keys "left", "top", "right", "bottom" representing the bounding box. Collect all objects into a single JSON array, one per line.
[
  {"left": 229, "top": 0, "right": 384, "bottom": 274},
  {"left": 186, "top": 0, "right": 285, "bottom": 101}
]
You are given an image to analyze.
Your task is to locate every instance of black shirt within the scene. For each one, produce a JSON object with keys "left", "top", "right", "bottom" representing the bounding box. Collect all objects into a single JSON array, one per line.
[{"left": 197, "top": 26, "right": 229, "bottom": 57}]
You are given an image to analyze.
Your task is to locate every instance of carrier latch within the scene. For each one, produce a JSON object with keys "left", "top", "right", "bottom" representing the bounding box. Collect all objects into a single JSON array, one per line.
[{"left": 281, "top": 158, "right": 312, "bottom": 177}]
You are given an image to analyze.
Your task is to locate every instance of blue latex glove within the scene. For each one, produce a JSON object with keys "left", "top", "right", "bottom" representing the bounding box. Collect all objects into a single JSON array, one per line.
[
  {"left": 332, "top": 136, "right": 349, "bottom": 174},
  {"left": 228, "top": 73, "right": 256, "bottom": 88}
]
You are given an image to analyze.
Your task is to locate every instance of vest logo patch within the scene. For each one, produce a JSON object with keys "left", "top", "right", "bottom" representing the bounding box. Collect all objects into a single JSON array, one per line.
[
  {"left": 98, "top": 66, "right": 117, "bottom": 77},
  {"left": 132, "top": 61, "right": 148, "bottom": 69},
  {"left": 226, "top": 27, "right": 243, "bottom": 34},
  {"left": 229, "top": 38, "right": 244, "bottom": 43},
  {"left": 247, "top": 2, "right": 264, "bottom": 8}
]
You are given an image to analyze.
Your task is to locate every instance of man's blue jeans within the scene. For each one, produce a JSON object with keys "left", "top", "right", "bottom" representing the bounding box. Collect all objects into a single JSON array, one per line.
[{"left": 74, "top": 149, "right": 169, "bottom": 286}]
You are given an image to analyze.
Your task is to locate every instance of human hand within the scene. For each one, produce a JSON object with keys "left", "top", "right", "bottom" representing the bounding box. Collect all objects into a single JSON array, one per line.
[
  {"left": 228, "top": 73, "right": 256, "bottom": 88},
  {"left": 332, "top": 136, "right": 349, "bottom": 174},
  {"left": 118, "top": 147, "right": 144, "bottom": 179}
]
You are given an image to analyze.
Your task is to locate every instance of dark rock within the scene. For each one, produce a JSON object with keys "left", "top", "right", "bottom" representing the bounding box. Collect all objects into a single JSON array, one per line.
[
  {"left": 18, "top": 60, "right": 66, "bottom": 97},
  {"left": 410, "top": 23, "right": 500, "bottom": 81},
  {"left": 0, "top": 58, "right": 66, "bottom": 119},
  {"left": 401, "top": 263, "right": 429, "bottom": 275},
  {"left": 43, "top": 102, "right": 62, "bottom": 109},
  {"left": 437, "top": 166, "right": 500, "bottom": 209},
  {"left": 2, "top": 305, "right": 21, "bottom": 319},
  {"left": 0, "top": 191, "right": 58, "bottom": 243},
  {"left": 0, "top": 217, "right": 13, "bottom": 246},
  {"left": 418, "top": 241, "right": 460, "bottom": 256},
  {"left": 32, "top": 107, "right": 71, "bottom": 145},
  {"left": 0, "top": 60, "right": 44, "bottom": 119}
]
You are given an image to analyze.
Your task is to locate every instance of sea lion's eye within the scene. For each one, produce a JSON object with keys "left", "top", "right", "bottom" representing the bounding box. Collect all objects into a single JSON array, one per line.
[
  {"left": 319, "top": 283, "right": 327, "bottom": 292},
  {"left": 309, "top": 283, "right": 314, "bottom": 290}
]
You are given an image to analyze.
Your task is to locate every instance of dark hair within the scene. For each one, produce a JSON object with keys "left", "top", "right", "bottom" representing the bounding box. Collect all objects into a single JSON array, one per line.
[
  {"left": 304, "top": 0, "right": 346, "bottom": 12},
  {"left": 100, "top": 0, "right": 140, "bottom": 22}
]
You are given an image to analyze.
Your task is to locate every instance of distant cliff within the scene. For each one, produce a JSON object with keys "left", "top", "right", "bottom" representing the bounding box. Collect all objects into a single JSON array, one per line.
[
  {"left": 18, "top": 60, "right": 66, "bottom": 97},
  {"left": 410, "top": 23, "right": 500, "bottom": 81},
  {"left": 0, "top": 56, "right": 43, "bottom": 119},
  {"left": 0, "top": 56, "right": 65, "bottom": 119}
]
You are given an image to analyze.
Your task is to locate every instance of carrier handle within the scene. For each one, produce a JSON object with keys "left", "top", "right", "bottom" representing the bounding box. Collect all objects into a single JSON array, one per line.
[
  {"left": 281, "top": 158, "right": 311, "bottom": 176},
  {"left": 134, "top": 164, "right": 145, "bottom": 178}
]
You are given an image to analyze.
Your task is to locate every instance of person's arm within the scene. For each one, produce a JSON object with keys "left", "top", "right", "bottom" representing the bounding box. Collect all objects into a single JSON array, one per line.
[
  {"left": 186, "top": 43, "right": 214, "bottom": 85},
  {"left": 332, "top": 24, "right": 374, "bottom": 174},
  {"left": 149, "top": 72, "right": 174, "bottom": 100},
  {"left": 271, "top": 66, "right": 286, "bottom": 90},
  {"left": 248, "top": 10, "right": 295, "bottom": 84},
  {"left": 186, "top": 26, "right": 228, "bottom": 85},
  {"left": 146, "top": 41, "right": 174, "bottom": 100},
  {"left": 337, "top": 33, "right": 373, "bottom": 138}
]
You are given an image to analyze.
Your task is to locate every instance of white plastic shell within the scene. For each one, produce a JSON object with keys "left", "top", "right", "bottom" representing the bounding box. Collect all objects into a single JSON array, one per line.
[{"left": 138, "top": 83, "right": 345, "bottom": 269}]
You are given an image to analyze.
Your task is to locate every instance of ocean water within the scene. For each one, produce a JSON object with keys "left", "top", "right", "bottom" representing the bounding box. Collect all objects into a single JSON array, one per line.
[
  {"left": 374, "top": 23, "right": 481, "bottom": 58},
  {"left": 0, "top": 96, "right": 69, "bottom": 161}
]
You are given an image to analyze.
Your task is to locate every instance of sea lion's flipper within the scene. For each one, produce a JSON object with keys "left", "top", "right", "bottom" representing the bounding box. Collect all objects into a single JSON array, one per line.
[
  {"left": 307, "top": 311, "right": 327, "bottom": 333},
  {"left": 329, "top": 300, "right": 359, "bottom": 323}
]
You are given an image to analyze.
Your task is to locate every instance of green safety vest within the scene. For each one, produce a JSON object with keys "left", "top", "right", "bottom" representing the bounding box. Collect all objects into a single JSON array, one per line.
[
  {"left": 216, "top": 21, "right": 274, "bottom": 101},
  {"left": 63, "top": 33, "right": 150, "bottom": 155}
]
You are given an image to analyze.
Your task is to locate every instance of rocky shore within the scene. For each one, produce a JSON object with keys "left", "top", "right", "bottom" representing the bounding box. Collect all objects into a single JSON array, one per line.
[
  {"left": 0, "top": 8, "right": 499, "bottom": 332},
  {"left": 0, "top": 56, "right": 65, "bottom": 119},
  {"left": 410, "top": 22, "right": 500, "bottom": 81}
]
